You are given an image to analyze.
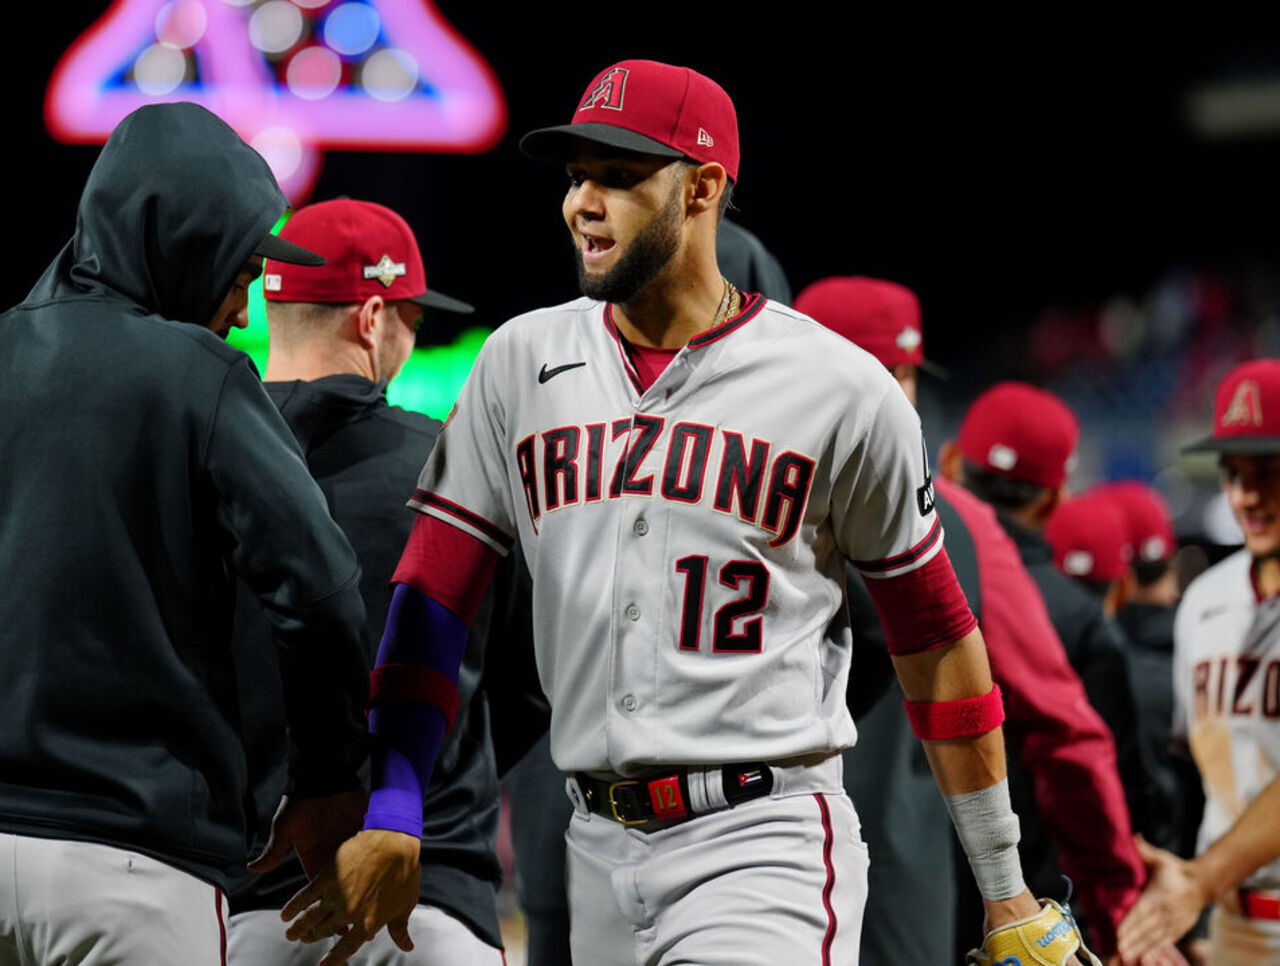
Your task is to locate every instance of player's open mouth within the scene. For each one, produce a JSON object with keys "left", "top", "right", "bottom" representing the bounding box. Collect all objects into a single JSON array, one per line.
[{"left": 581, "top": 233, "right": 615, "bottom": 264}]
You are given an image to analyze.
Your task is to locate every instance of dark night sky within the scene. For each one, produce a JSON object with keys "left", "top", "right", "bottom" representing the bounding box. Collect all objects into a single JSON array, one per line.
[{"left": 7, "top": 6, "right": 1280, "bottom": 370}]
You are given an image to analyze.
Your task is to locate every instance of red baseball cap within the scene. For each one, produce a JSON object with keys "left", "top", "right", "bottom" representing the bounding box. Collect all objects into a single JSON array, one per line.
[
  {"left": 1184, "top": 359, "right": 1280, "bottom": 454},
  {"left": 262, "top": 199, "right": 473, "bottom": 314},
  {"left": 793, "top": 276, "right": 947, "bottom": 376},
  {"left": 1091, "top": 481, "right": 1175, "bottom": 563},
  {"left": 1045, "top": 492, "right": 1133, "bottom": 583},
  {"left": 520, "top": 59, "right": 740, "bottom": 182},
  {"left": 955, "top": 382, "right": 1079, "bottom": 490}
]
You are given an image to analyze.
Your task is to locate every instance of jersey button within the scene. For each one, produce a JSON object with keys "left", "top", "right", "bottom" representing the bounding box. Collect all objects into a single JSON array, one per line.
[
  {"left": 633, "top": 519, "right": 649, "bottom": 536},
  {"left": 621, "top": 694, "right": 638, "bottom": 712},
  {"left": 624, "top": 603, "right": 641, "bottom": 621}
]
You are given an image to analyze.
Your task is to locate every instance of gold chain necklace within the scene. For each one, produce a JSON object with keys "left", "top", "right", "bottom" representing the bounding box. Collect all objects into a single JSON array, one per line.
[{"left": 713, "top": 278, "right": 739, "bottom": 328}]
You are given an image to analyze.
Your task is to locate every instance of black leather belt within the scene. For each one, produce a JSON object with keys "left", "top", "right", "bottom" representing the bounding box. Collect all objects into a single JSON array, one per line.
[{"left": 573, "top": 762, "right": 774, "bottom": 832}]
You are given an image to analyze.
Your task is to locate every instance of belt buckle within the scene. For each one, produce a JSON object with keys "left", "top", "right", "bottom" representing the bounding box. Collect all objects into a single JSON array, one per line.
[{"left": 607, "top": 780, "right": 649, "bottom": 826}]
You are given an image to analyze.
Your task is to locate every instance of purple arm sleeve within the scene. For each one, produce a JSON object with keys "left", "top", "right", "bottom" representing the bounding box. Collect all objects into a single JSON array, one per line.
[{"left": 362, "top": 582, "right": 470, "bottom": 836}]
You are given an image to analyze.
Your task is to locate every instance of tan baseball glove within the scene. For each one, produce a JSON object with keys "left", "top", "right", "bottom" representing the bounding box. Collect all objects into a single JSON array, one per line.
[{"left": 966, "top": 897, "right": 1104, "bottom": 966}]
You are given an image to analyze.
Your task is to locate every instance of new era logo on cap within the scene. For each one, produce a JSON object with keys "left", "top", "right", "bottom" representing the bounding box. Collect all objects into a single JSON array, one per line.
[{"left": 697, "top": 127, "right": 714, "bottom": 147}]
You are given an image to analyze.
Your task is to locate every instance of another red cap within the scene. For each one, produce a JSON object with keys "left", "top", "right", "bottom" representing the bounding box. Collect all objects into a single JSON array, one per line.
[
  {"left": 794, "top": 277, "right": 924, "bottom": 367},
  {"left": 1045, "top": 492, "right": 1133, "bottom": 583},
  {"left": 1091, "top": 481, "right": 1175, "bottom": 563},
  {"left": 519, "top": 60, "right": 740, "bottom": 182},
  {"left": 1184, "top": 359, "right": 1280, "bottom": 454},
  {"left": 955, "top": 382, "right": 1079, "bottom": 490},
  {"left": 262, "top": 199, "right": 473, "bottom": 314}
]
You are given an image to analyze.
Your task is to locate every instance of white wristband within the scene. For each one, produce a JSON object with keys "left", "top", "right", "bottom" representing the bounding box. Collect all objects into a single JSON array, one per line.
[{"left": 944, "top": 778, "right": 1025, "bottom": 901}]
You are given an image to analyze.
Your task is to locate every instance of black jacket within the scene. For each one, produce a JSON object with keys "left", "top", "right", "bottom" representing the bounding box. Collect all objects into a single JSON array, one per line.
[
  {"left": 229, "top": 376, "right": 504, "bottom": 948},
  {"left": 0, "top": 104, "right": 368, "bottom": 890}
]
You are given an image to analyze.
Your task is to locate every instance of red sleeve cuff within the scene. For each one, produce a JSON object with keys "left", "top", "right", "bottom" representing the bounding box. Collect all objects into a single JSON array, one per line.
[{"left": 862, "top": 547, "right": 977, "bottom": 655}]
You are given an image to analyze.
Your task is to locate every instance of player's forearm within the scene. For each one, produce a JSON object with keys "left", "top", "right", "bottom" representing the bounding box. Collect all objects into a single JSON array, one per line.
[
  {"left": 892, "top": 627, "right": 1006, "bottom": 793},
  {"left": 1193, "top": 773, "right": 1280, "bottom": 898},
  {"left": 364, "top": 582, "right": 469, "bottom": 836}
]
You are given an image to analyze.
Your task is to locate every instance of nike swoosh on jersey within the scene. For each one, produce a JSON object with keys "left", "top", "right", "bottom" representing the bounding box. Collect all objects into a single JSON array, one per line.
[{"left": 538, "top": 361, "right": 587, "bottom": 384}]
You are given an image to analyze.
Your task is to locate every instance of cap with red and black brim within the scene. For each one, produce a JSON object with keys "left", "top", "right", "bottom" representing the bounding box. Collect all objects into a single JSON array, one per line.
[
  {"left": 1183, "top": 359, "right": 1280, "bottom": 455},
  {"left": 408, "top": 289, "right": 474, "bottom": 315},
  {"left": 255, "top": 231, "right": 325, "bottom": 267},
  {"left": 519, "top": 60, "right": 741, "bottom": 181},
  {"left": 519, "top": 124, "right": 686, "bottom": 164}
]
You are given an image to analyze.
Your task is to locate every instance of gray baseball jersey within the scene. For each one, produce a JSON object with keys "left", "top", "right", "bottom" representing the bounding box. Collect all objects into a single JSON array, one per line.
[
  {"left": 1174, "top": 548, "right": 1280, "bottom": 889},
  {"left": 409, "top": 293, "right": 941, "bottom": 775}
]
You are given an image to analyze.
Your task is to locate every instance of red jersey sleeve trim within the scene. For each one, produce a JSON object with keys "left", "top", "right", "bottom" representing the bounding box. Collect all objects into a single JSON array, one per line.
[
  {"left": 862, "top": 546, "right": 977, "bottom": 655},
  {"left": 853, "top": 516, "right": 943, "bottom": 575},
  {"left": 409, "top": 489, "right": 514, "bottom": 551},
  {"left": 392, "top": 514, "right": 500, "bottom": 625}
]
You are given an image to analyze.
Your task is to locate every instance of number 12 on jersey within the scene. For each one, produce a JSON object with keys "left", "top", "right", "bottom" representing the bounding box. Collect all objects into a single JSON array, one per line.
[{"left": 674, "top": 556, "right": 769, "bottom": 653}]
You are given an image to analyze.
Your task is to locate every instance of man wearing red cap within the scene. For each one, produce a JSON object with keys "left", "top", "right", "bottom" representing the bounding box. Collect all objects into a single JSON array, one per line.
[
  {"left": 215, "top": 199, "right": 509, "bottom": 965},
  {"left": 1118, "top": 360, "right": 1280, "bottom": 965},
  {"left": 1045, "top": 491, "right": 1137, "bottom": 616},
  {"left": 281, "top": 61, "right": 1077, "bottom": 966},
  {"left": 1091, "top": 481, "right": 1201, "bottom": 874},
  {"left": 795, "top": 277, "right": 1158, "bottom": 963}
]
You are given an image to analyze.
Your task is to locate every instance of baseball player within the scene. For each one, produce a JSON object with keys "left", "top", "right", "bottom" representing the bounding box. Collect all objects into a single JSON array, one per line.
[
  {"left": 1117, "top": 359, "right": 1280, "bottom": 965},
  {"left": 222, "top": 198, "right": 507, "bottom": 965},
  {"left": 497, "top": 213, "right": 795, "bottom": 966},
  {"left": 0, "top": 103, "right": 370, "bottom": 964},
  {"left": 283, "top": 60, "right": 1085, "bottom": 966},
  {"left": 796, "top": 276, "right": 1172, "bottom": 965},
  {"left": 1044, "top": 490, "right": 1136, "bottom": 615},
  {"left": 1098, "top": 481, "right": 1204, "bottom": 863}
]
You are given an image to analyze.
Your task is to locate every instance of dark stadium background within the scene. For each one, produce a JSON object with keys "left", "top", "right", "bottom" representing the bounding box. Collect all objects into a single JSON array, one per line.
[{"left": 6, "top": 8, "right": 1278, "bottom": 368}]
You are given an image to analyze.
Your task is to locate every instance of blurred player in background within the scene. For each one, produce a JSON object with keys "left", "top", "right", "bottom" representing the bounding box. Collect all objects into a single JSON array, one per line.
[
  {"left": 1044, "top": 490, "right": 1136, "bottom": 616},
  {"left": 1120, "top": 360, "right": 1280, "bottom": 965},
  {"left": 226, "top": 198, "right": 508, "bottom": 965},
  {"left": 0, "top": 103, "right": 370, "bottom": 964}
]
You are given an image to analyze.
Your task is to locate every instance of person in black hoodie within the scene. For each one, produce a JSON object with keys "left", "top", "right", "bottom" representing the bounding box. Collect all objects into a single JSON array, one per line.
[
  {"left": 0, "top": 103, "right": 371, "bottom": 964},
  {"left": 227, "top": 198, "right": 510, "bottom": 965}
]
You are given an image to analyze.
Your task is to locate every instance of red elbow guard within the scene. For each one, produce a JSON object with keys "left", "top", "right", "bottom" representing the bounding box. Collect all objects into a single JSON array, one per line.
[
  {"left": 903, "top": 683, "right": 1005, "bottom": 740},
  {"left": 369, "top": 663, "right": 460, "bottom": 731}
]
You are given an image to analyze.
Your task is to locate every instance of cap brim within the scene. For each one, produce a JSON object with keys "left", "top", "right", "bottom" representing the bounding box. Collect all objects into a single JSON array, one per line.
[
  {"left": 256, "top": 231, "right": 326, "bottom": 267},
  {"left": 919, "top": 358, "right": 950, "bottom": 380},
  {"left": 1182, "top": 434, "right": 1280, "bottom": 454},
  {"left": 409, "top": 290, "right": 474, "bottom": 315},
  {"left": 519, "top": 123, "right": 686, "bottom": 164}
]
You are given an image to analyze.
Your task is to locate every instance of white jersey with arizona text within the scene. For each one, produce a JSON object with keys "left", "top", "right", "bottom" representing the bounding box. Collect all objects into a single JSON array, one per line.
[
  {"left": 1174, "top": 548, "right": 1280, "bottom": 889},
  {"left": 411, "top": 294, "right": 942, "bottom": 775}
]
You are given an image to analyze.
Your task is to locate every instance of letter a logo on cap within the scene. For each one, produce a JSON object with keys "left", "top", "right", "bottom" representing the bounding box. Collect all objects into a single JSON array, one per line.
[
  {"left": 1222, "top": 379, "right": 1263, "bottom": 428},
  {"left": 581, "top": 67, "right": 628, "bottom": 112}
]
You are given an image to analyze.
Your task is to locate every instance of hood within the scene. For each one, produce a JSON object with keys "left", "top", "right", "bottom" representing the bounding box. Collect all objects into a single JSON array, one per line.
[
  {"left": 266, "top": 375, "right": 388, "bottom": 453},
  {"left": 27, "top": 102, "right": 287, "bottom": 328}
]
